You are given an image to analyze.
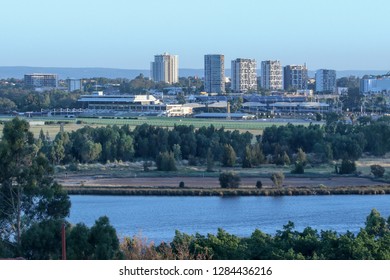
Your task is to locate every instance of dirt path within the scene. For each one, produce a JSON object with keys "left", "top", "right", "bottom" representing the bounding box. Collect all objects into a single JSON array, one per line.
[{"left": 57, "top": 175, "right": 389, "bottom": 188}]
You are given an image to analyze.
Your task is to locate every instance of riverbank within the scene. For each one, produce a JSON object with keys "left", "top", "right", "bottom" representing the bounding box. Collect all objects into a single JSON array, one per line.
[{"left": 64, "top": 184, "right": 390, "bottom": 196}]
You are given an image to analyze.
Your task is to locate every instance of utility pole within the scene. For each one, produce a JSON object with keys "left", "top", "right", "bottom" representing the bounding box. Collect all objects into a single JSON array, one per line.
[{"left": 62, "top": 223, "right": 66, "bottom": 260}]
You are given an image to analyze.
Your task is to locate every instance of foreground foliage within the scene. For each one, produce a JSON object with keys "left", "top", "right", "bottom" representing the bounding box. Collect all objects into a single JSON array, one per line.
[
  {"left": 2, "top": 209, "right": 389, "bottom": 260},
  {"left": 120, "top": 209, "right": 390, "bottom": 260},
  {"left": 0, "top": 118, "right": 70, "bottom": 254}
]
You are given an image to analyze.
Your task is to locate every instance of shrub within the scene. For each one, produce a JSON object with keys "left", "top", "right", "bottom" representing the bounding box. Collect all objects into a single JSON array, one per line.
[
  {"left": 271, "top": 172, "right": 284, "bottom": 188},
  {"left": 291, "top": 162, "right": 305, "bottom": 174},
  {"left": 68, "top": 162, "right": 79, "bottom": 171},
  {"left": 338, "top": 159, "right": 356, "bottom": 174},
  {"left": 156, "top": 152, "right": 177, "bottom": 171},
  {"left": 188, "top": 155, "right": 198, "bottom": 166},
  {"left": 370, "top": 164, "right": 385, "bottom": 178},
  {"left": 143, "top": 161, "right": 152, "bottom": 172},
  {"left": 219, "top": 172, "right": 240, "bottom": 188}
]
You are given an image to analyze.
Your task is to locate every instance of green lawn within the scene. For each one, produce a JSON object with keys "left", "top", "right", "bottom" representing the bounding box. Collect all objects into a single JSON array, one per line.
[
  {"left": 0, "top": 117, "right": 308, "bottom": 137},
  {"left": 0, "top": 115, "right": 312, "bottom": 138}
]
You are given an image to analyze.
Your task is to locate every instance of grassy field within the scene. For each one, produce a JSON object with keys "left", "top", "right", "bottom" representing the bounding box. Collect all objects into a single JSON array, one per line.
[
  {"left": 0, "top": 116, "right": 314, "bottom": 138},
  {"left": 54, "top": 157, "right": 385, "bottom": 179},
  {"left": 0, "top": 122, "right": 103, "bottom": 139}
]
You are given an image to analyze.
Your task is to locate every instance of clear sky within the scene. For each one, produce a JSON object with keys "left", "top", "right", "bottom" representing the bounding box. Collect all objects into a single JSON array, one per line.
[{"left": 1, "top": 0, "right": 389, "bottom": 70}]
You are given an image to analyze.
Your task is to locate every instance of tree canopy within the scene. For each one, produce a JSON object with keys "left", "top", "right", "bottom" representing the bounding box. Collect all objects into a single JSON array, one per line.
[{"left": 0, "top": 118, "right": 70, "bottom": 254}]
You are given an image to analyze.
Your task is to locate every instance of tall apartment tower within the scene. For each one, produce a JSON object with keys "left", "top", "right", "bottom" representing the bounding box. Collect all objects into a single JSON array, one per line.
[
  {"left": 231, "top": 58, "right": 257, "bottom": 93},
  {"left": 204, "top": 54, "right": 225, "bottom": 94},
  {"left": 66, "top": 78, "right": 83, "bottom": 92},
  {"left": 283, "top": 64, "right": 308, "bottom": 91},
  {"left": 261, "top": 60, "right": 283, "bottom": 90},
  {"left": 150, "top": 53, "right": 179, "bottom": 84},
  {"left": 24, "top": 73, "right": 58, "bottom": 88},
  {"left": 315, "top": 69, "right": 336, "bottom": 93}
]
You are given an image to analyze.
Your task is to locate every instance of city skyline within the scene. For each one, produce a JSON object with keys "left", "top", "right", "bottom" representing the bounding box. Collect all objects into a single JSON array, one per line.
[{"left": 1, "top": 0, "right": 389, "bottom": 70}]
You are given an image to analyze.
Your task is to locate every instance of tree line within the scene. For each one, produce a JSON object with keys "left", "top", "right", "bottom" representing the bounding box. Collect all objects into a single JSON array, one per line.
[
  {"left": 36, "top": 115, "right": 390, "bottom": 174},
  {"left": 39, "top": 123, "right": 254, "bottom": 170},
  {"left": 0, "top": 87, "right": 81, "bottom": 112},
  {"left": 2, "top": 209, "right": 390, "bottom": 260}
]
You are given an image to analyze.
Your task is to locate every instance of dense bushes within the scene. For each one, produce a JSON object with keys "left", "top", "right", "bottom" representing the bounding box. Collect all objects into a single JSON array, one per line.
[
  {"left": 219, "top": 172, "right": 241, "bottom": 188},
  {"left": 2, "top": 207, "right": 390, "bottom": 260},
  {"left": 18, "top": 216, "right": 121, "bottom": 260},
  {"left": 371, "top": 164, "right": 385, "bottom": 178},
  {"left": 271, "top": 172, "right": 284, "bottom": 187},
  {"left": 156, "top": 151, "right": 177, "bottom": 171},
  {"left": 118, "top": 209, "right": 390, "bottom": 260},
  {"left": 337, "top": 159, "right": 357, "bottom": 174}
]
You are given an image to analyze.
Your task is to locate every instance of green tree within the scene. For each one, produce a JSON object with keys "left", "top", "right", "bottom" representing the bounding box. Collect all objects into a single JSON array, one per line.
[
  {"left": 338, "top": 158, "right": 356, "bottom": 174},
  {"left": 222, "top": 144, "right": 236, "bottom": 167},
  {"left": 20, "top": 219, "right": 66, "bottom": 260},
  {"left": 67, "top": 223, "right": 93, "bottom": 260},
  {"left": 292, "top": 148, "right": 307, "bottom": 174},
  {"left": 242, "top": 145, "right": 253, "bottom": 168},
  {"left": 251, "top": 142, "right": 265, "bottom": 166},
  {"left": 80, "top": 140, "right": 102, "bottom": 163},
  {"left": 365, "top": 209, "right": 388, "bottom": 237},
  {"left": 206, "top": 148, "right": 214, "bottom": 172},
  {"left": 88, "top": 216, "right": 121, "bottom": 260},
  {"left": 271, "top": 172, "right": 285, "bottom": 188},
  {"left": 282, "top": 151, "right": 291, "bottom": 166},
  {"left": 49, "top": 139, "right": 65, "bottom": 165},
  {"left": 291, "top": 162, "right": 305, "bottom": 174},
  {"left": 219, "top": 172, "right": 240, "bottom": 188},
  {"left": 156, "top": 151, "right": 177, "bottom": 171},
  {"left": 370, "top": 165, "right": 385, "bottom": 178},
  {"left": 205, "top": 228, "right": 246, "bottom": 259},
  {"left": 296, "top": 148, "right": 307, "bottom": 166},
  {"left": 0, "top": 97, "right": 17, "bottom": 112},
  {"left": 0, "top": 118, "right": 70, "bottom": 253},
  {"left": 172, "top": 144, "right": 182, "bottom": 160}
]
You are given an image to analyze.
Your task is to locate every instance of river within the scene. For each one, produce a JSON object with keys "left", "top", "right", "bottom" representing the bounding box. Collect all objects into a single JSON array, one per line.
[{"left": 69, "top": 195, "right": 390, "bottom": 243}]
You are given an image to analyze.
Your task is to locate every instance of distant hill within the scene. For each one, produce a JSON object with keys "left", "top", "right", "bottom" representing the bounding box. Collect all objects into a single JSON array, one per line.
[
  {"left": 0, "top": 66, "right": 388, "bottom": 80},
  {"left": 0, "top": 66, "right": 150, "bottom": 80}
]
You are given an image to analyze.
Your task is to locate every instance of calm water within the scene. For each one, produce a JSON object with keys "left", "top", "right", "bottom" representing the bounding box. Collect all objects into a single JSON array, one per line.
[{"left": 69, "top": 195, "right": 390, "bottom": 243}]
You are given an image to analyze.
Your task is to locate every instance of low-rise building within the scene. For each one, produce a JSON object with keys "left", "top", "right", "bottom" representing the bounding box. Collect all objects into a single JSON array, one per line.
[
  {"left": 360, "top": 73, "right": 390, "bottom": 94},
  {"left": 78, "top": 94, "right": 193, "bottom": 116}
]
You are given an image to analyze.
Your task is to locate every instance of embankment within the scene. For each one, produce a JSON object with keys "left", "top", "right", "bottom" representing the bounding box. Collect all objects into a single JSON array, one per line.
[{"left": 64, "top": 185, "right": 390, "bottom": 196}]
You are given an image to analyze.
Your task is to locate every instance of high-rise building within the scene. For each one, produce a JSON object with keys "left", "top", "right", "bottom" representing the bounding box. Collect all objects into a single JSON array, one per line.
[
  {"left": 150, "top": 53, "right": 179, "bottom": 84},
  {"left": 204, "top": 54, "right": 225, "bottom": 94},
  {"left": 231, "top": 58, "right": 257, "bottom": 93},
  {"left": 315, "top": 69, "right": 336, "bottom": 93},
  {"left": 261, "top": 60, "right": 283, "bottom": 90},
  {"left": 24, "top": 73, "right": 58, "bottom": 88},
  {"left": 283, "top": 64, "right": 308, "bottom": 91},
  {"left": 66, "top": 78, "right": 83, "bottom": 92}
]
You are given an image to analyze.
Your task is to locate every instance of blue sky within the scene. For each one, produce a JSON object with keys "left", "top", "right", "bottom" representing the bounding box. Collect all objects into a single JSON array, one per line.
[{"left": 1, "top": 0, "right": 389, "bottom": 70}]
